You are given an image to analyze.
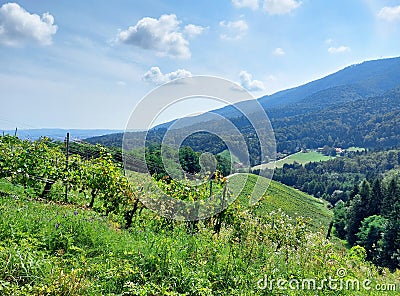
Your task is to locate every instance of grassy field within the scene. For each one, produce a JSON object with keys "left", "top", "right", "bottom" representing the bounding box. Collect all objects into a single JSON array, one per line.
[
  {"left": 346, "top": 146, "right": 366, "bottom": 152},
  {"left": 253, "top": 151, "right": 335, "bottom": 170},
  {"left": 1, "top": 176, "right": 399, "bottom": 295},
  {"left": 227, "top": 173, "right": 333, "bottom": 229},
  {"left": 217, "top": 149, "right": 241, "bottom": 164}
]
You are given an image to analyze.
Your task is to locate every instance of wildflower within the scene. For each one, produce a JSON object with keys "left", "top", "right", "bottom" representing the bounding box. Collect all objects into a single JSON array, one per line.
[
  {"left": 74, "top": 210, "right": 78, "bottom": 216},
  {"left": 55, "top": 223, "right": 60, "bottom": 229}
]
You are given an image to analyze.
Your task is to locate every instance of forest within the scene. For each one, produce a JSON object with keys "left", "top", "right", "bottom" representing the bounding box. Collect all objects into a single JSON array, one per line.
[
  {"left": 270, "top": 148, "right": 400, "bottom": 201},
  {"left": 87, "top": 87, "right": 400, "bottom": 165},
  {"left": 333, "top": 177, "right": 400, "bottom": 271}
]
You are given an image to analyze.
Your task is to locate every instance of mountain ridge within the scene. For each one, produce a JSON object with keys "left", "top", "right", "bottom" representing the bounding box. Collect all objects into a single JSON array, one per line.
[
  {"left": 86, "top": 56, "right": 400, "bottom": 162},
  {"left": 152, "top": 56, "right": 400, "bottom": 130}
]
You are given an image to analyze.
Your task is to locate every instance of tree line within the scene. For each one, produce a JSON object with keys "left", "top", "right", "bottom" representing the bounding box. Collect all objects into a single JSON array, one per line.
[
  {"left": 270, "top": 148, "right": 400, "bottom": 204},
  {"left": 86, "top": 88, "right": 400, "bottom": 165},
  {"left": 333, "top": 177, "right": 400, "bottom": 271}
]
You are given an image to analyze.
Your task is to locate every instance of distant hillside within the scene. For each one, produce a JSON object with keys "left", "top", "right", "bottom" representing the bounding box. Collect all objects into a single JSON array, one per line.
[
  {"left": 2, "top": 129, "right": 123, "bottom": 141},
  {"left": 259, "top": 56, "right": 400, "bottom": 108},
  {"left": 86, "top": 57, "right": 400, "bottom": 163},
  {"left": 156, "top": 56, "right": 400, "bottom": 128}
]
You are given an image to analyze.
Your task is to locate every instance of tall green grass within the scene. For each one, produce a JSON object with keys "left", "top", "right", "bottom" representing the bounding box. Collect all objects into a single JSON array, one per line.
[{"left": 0, "top": 178, "right": 399, "bottom": 295}]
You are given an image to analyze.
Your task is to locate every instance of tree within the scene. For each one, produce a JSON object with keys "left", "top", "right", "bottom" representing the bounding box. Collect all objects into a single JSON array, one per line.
[
  {"left": 370, "top": 178, "right": 383, "bottom": 216},
  {"left": 356, "top": 215, "right": 387, "bottom": 261},
  {"left": 346, "top": 194, "right": 365, "bottom": 245},
  {"left": 379, "top": 177, "right": 400, "bottom": 270},
  {"left": 179, "top": 146, "right": 200, "bottom": 175},
  {"left": 348, "top": 183, "right": 359, "bottom": 202},
  {"left": 381, "top": 178, "right": 400, "bottom": 217},
  {"left": 333, "top": 201, "right": 347, "bottom": 239},
  {"left": 359, "top": 180, "right": 373, "bottom": 217},
  {"left": 379, "top": 206, "right": 400, "bottom": 271},
  {"left": 215, "top": 154, "right": 231, "bottom": 177}
]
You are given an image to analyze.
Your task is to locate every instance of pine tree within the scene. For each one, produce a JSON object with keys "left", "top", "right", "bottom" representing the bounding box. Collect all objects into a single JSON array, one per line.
[
  {"left": 346, "top": 194, "right": 364, "bottom": 245},
  {"left": 382, "top": 178, "right": 399, "bottom": 217},
  {"left": 379, "top": 205, "right": 400, "bottom": 271},
  {"left": 348, "top": 183, "right": 359, "bottom": 204},
  {"left": 371, "top": 178, "right": 383, "bottom": 216},
  {"left": 333, "top": 201, "right": 347, "bottom": 239},
  {"left": 359, "top": 180, "right": 373, "bottom": 217},
  {"left": 379, "top": 177, "right": 400, "bottom": 270}
]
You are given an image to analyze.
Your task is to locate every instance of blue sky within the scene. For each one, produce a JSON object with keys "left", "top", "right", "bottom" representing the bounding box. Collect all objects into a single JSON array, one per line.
[{"left": 1, "top": 0, "right": 400, "bottom": 130}]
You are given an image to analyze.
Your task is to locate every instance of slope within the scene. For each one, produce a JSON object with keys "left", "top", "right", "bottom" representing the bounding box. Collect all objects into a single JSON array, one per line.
[
  {"left": 227, "top": 173, "right": 333, "bottom": 229},
  {"left": 86, "top": 56, "right": 400, "bottom": 152}
]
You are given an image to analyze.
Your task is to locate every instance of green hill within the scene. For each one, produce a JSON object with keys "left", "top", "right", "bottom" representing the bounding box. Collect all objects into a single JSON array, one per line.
[
  {"left": 227, "top": 173, "right": 332, "bottom": 230},
  {"left": 217, "top": 149, "right": 241, "bottom": 164},
  {"left": 1, "top": 176, "right": 399, "bottom": 295},
  {"left": 86, "top": 57, "right": 400, "bottom": 158},
  {"left": 252, "top": 151, "right": 335, "bottom": 170}
]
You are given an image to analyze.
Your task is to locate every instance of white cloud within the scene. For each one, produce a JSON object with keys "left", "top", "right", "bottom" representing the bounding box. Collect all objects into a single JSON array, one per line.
[
  {"left": 328, "top": 46, "right": 351, "bottom": 54},
  {"left": 325, "top": 38, "right": 333, "bottom": 45},
  {"left": 142, "top": 67, "right": 192, "bottom": 85},
  {"left": 184, "top": 24, "right": 205, "bottom": 38},
  {"left": 219, "top": 20, "right": 248, "bottom": 40},
  {"left": 0, "top": 3, "right": 57, "bottom": 47},
  {"left": 232, "top": 0, "right": 259, "bottom": 10},
  {"left": 239, "top": 70, "right": 265, "bottom": 91},
  {"left": 273, "top": 47, "right": 285, "bottom": 56},
  {"left": 263, "top": 0, "right": 302, "bottom": 15},
  {"left": 378, "top": 6, "right": 400, "bottom": 22},
  {"left": 117, "top": 14, "right": 192, "bottom": 59}
]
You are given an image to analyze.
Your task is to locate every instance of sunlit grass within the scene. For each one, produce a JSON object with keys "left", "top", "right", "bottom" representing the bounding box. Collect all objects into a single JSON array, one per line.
[
  {"left": 253, "top": 151, "right": 335, "bottom": 170},
  {"left": 1, "top": 177, "right": 399, "bottom": 295}
]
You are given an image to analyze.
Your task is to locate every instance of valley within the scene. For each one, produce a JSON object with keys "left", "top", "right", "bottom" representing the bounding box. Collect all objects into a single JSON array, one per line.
[{"left": 2, "top": 56, "right": 400, "bottom": 295}]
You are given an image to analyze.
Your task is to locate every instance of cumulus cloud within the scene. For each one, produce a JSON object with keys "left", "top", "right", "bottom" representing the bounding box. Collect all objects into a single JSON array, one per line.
[
  {"left": 117, "top": 14, "right": 202, "bottom": 59},
  {"left": 378, "top": 6, "right": 400, "bottom": 22},
  {"left": 239, "top": 71, "right": 265, "bottom": 91},
  {"left": 219, "top": 20, "right": 248, "bottom": 40},
  {"left": 232, "top": 0, "right": 259, "bottom": 10},
  {"left": 273, "top": 47, "right": 285, "bottom": 56},
  {"left": 184, "top": 24, "right": 205, "bottom": 38},
  {"left": 263, "top": 0, "right": 302, "bottom": 15},
  {"left": 142, "top": 67, "right": 192, "bottom": 85},
  {"left": 328, "top": 46, "right": 351, "bottom": 54},
  {"left": 0, "top": 3, "right": 57, "bottom": 47}
]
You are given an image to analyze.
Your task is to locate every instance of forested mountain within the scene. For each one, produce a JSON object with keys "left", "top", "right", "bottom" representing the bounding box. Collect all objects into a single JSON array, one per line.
[
  {"left": 88, "top": 87, "right": 400, "bottom": 164},
  {"left": 87, "top": 57, "right": 400, "bottom": 165},
  {"left": 259, "top": 56, "right": 400, "bottom": 108},
  {"left": 272, "top": 87, "right": 400, "bottom": 152}
]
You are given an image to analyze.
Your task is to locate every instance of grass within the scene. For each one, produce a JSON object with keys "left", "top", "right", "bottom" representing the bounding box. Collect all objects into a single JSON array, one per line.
[
  {"left": 217, "top": 149, "right": 241, "bottom": 164},
  {"left": 1, "top": 177, "right": 399, "bottom": 295},
  {"left": 253, "top": 151, "right": 335, "bottom": 170},
  {"left": 227, "top": 173, "right": 333, "bottom": 229},
  {"left": 346, "top": 146, "right": 366, "bottom": 152}
]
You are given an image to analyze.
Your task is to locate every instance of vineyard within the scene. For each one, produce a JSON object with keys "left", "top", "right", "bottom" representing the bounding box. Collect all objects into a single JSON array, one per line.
[{"left": 0, "top": 135, "right": 399, "bottom": 295}]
